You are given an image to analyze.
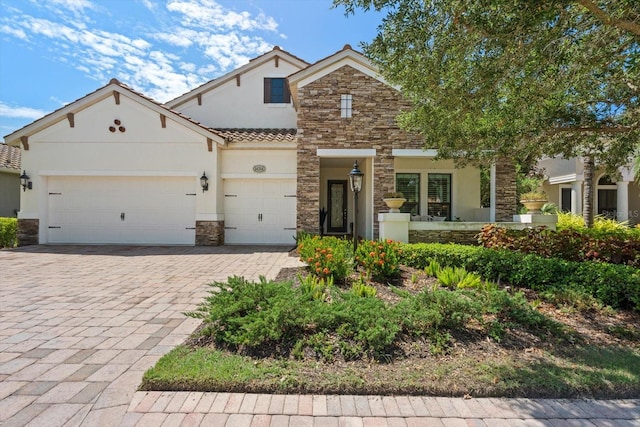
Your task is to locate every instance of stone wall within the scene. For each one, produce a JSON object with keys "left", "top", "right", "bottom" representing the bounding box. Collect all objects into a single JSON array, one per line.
[
  {"left": 296, "top": 65, "right": 423, "bottom": 238},
  {"left": 195, "top": 220, "right": 224, "bottom": 246},
  {"left": 17, "top": 218, "right": 38, "bottom": 246},
  {"left": 409, "top": 229, "right": 479, "bottom": 245}
]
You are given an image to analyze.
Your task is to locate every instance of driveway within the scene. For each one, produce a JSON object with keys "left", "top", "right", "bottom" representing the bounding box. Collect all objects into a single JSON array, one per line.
[{"left": 0, "top": 245, "right": 301, "bottom": 426}]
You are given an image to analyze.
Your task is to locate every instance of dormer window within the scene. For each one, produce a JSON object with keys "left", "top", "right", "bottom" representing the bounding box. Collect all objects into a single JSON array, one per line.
[
  {"left": 341, "top": 94, "right": 352, "bottom": 118},
  {"left": 264, "top": 78, "right": 290, "bottom": 104}
]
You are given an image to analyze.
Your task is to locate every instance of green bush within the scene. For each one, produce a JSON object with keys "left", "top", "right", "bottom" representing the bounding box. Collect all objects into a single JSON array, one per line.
[
  {"left": 400, "top": 243, "right": 640, "bottom": 311},
  {"left": 188, "top": 273, "right": 562, "bottom": 361},
  {"left": 355, "top": 238, "right": 401, "bottom": 280},
  {"left": 298, "top": 235, "right": 352, "bottom": 280},
  {"left": 0, "top": 217, "right": 17, "bottom": 248}
]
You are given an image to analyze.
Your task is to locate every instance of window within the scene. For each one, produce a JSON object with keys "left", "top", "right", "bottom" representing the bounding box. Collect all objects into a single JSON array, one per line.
[
  {"left": 427, "top": 173, "right": 451, "bottom": 220},
  {"left": 395, "top": 173, "right": 420, "bottom": 215},
  {"left": 561, "top": 187, "right": 571, "bottom": 212},
  {"left": 264, "top": 78, "right": 290, "bottom": 104},
  {"left": 340, "top": 94, "right": 352, "bottom": 118}
]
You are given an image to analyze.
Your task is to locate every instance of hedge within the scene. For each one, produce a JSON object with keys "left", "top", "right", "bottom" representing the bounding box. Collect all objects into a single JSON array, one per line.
[
  {"left": 0, "top": 217, "right": 17, "bottom": 248},
  {"left": 399, "top": 243, "right": 640, "bottom": 311}
]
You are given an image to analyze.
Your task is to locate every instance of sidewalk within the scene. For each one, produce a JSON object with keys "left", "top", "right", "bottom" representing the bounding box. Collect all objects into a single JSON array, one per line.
[{"left": 122, "top": 392, "right": 639, "bottom": 426}]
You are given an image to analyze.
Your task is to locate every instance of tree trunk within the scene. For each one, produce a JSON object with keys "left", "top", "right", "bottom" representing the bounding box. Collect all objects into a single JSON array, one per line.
[{"left": 583, "top": 155, "right": 595, "bottom": 228}]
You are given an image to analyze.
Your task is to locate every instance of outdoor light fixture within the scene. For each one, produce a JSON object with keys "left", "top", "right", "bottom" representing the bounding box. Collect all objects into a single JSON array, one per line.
[
  {"left": 348, "top": 160, "right": 363, "bottom": 251},
  {"left": 200, "top": 171, "right": 209, "bottom": 193},
  {"left": 20, "top": 170, "right": 32, "bottom": 191}
]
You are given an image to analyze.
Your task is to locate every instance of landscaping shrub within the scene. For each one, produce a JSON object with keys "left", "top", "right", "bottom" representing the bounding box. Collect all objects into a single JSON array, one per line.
[
  {"left": 478, "top": 224, "right": 640, "bottom": 267},
  {"left": 400, "top": 243, "right": 640, "bottom": 311},
  {"left": 355, "top": 238, "right": 401, "bottom": 280},
  {"left": 188, "top": 273, "right": 563, "bottom": 361},
  {"left": 0, "top": 217, "right": 17, "bottom": 248},
  {"left": 297, "top": 235, "right": 352, "bottom": 281}
]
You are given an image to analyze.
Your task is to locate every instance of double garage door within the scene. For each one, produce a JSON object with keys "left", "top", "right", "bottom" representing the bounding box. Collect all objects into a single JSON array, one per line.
[
  {"left": 224, "top": 179, "right": 296, "bottom": 245},
  {"left": 47, "top": 176, "right": 196, "bottom": 245}
]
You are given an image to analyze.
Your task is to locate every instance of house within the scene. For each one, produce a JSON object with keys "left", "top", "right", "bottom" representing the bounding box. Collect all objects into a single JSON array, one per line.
[
  {"left": 4, "top": 45, "right": 516, "bottom": 246},
  {"left": 538, "top": 157, "right": 639, "bottom": 226},
  {"left": 0, "top": 143, "right": 21, "bottom": 217}
]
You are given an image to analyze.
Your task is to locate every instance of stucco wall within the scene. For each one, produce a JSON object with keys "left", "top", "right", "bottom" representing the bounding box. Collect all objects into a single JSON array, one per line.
[
  {"left": 18, "top": 92, "right": 220, "bottom": 243},
  {"left": 175, "top": 59, "right": 302, "bottom": 129}
]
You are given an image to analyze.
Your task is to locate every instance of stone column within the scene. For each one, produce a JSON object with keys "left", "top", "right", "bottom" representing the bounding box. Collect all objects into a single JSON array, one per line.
[
  {"left": 494, "top": 158, "right": 517, "bottom": 222},
  {"left": 17, "top": 218, "right": 39, "bottom": 246},
  {"left": 616, "top": 181, "right": 629, "bottom": 222},
  {"left": 571, "top": 180, "right": 583, "bottom": 215}
]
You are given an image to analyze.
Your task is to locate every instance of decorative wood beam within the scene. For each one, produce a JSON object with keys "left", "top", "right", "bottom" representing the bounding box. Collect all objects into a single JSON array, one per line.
[
  {"left": 20, "top": 136, "right": 29, "bottom": 151},
  {"left": 160, "top": 114, "right": 166, "bottom": 128},
  {"left": 275, "top": 55, "right": 279, "bottom": 67},
  {"left": 113, "top": 91, "right": 120, "bottom": 105},
  {"left": 197, "top": 93, "right": 202, "bottom": 106},
  {"left": 236, "top": 74, "right": 241, "bottom": 86},
  {"left": 66, "top": 113, "right": 75, "bottom": 128},
  {"left": 207, "top": 138, "right": 213, "bottom": 152}
]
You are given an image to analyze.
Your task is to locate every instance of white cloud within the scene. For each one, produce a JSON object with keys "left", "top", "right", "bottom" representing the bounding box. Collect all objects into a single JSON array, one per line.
[
  {"left": 0, "top": 0, "right": 282, "bottom": 103},
  {"left": 0, "top": 102, "right": 47, "bottom": 120},
  {"left": 166, "top": 0, "right": 278, "bottom": 32}
]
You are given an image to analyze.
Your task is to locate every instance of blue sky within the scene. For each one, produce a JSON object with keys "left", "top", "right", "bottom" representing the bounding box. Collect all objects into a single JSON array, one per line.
[{"left": 0, "top": 0, "right": 385, "bottom": 137}]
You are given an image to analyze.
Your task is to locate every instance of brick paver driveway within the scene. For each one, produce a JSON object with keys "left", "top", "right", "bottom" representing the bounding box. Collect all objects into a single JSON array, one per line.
[{"left": 0, "top": 245, "right": 300, "bottom": 426}]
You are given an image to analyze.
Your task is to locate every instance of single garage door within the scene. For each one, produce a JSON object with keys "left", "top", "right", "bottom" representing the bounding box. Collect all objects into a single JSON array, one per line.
[
  {"left": 47, "top": 176, "right": 196, "bottom": 245},
  {"left": 224, "top": 179, "right": 296, "bottom": 245}
]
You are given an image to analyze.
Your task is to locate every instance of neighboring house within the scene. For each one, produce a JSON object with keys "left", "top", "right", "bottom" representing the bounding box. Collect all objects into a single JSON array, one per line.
[
  {"left": 0, "top": 143, "right": 21, "bottom": 217},
  {"left": 4, "top": 45, "right": 516, "bottom": 246},
  {"left": 539, "top": 157, "right": 639, "bottom": 226}
]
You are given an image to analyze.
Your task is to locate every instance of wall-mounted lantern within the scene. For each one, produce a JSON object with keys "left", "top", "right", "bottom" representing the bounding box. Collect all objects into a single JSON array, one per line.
[
  {"left": 200, "top": 171, "right": 209, "bottom": 193},
  {"left": 20, "top": 170, "right": 32, "bottom": 191}
]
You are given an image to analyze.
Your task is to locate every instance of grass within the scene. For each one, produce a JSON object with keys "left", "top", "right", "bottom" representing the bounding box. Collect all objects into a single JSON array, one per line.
[
  {"left": 141, "top": 268, "right": 640, "bottom": 398},
  {"left": 142, "top": 344, "right": 640, "bottom": 397}
]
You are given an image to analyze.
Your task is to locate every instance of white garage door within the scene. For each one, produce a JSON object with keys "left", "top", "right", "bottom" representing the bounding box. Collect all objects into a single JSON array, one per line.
[
  {"left": 224, "top": 179, "right": 296, "bottom": 245},
  {"left": 47, "top": 176, "right": 196, "bottom": 245}
]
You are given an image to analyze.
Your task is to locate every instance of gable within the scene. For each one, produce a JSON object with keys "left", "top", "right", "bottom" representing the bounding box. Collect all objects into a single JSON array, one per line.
[
  {"left": 288, "top": 45, "right": 398, "bottom": 106},
  {"left": 166, "top": 46, "right": 309, "bottom": 129},
  {"left": 30, "top": 92, "right": 208, "bottom": 145}
]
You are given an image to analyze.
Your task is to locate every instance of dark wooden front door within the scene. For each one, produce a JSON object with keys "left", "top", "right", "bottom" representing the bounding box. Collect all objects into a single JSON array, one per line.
[{"left": 327, "top": 180, "right": 347, "bottom": 233}]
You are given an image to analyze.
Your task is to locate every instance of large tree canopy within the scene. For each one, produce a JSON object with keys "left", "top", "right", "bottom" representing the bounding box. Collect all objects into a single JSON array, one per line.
[{"left": 335, "top": 0, "right": 639, "bottom": 172}]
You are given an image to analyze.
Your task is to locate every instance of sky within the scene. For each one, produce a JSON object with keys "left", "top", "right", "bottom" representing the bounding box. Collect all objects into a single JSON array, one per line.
[{"left": 0, "top": 0, "right": 386, "bottom": 137}]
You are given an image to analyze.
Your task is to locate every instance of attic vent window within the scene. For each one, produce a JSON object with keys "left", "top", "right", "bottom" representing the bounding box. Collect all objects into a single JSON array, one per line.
[
  {"left": 341, "top": 94, "right": 352, "bottom": 118},
  {"left": 109, "top": 119, "right": 126, "bottom": 133},
  {"left": 264, "top": 78, "right": 290, "bottom": 104}
]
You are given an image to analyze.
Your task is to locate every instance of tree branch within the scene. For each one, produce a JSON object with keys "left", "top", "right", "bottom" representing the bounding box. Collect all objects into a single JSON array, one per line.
[{"left": 576, "top": 0, "right": 640, "bottom": 36}]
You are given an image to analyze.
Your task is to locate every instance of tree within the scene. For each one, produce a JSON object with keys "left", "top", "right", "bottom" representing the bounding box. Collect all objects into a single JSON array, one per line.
[{"left": 335, "top": 0, "right": 640, "bottom": 226}]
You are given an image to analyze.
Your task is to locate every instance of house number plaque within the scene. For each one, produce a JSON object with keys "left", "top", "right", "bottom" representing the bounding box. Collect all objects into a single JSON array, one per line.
[{"left": 253, "top": 164, "right": 266, "bottom": 173}]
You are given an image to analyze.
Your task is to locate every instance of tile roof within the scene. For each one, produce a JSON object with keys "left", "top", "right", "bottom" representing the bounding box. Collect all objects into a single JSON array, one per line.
[
  {"left": 215, "top": 128, "right": 297, "bottom": 143},
  {"left": 0, "top": 143, "right": 21, "bottom": 170}
]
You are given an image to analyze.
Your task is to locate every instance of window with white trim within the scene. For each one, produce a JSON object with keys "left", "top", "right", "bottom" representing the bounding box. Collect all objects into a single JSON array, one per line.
[
  {"left": 427, "top": 173, "right": 451, "bottom": 220},
  {"left": 340, "top": 94, "right": 352, "bottom": 118},
  {"left": 395, "top": 173, "right": 420, "bottom": 215}
]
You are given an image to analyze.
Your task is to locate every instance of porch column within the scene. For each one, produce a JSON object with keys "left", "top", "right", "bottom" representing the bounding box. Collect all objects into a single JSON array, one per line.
[
  {"left": 616, "top": 181, "right": 629, "bottom": 222},
  {"left": 489, "top": 163, "right": 496, "bottom": 222},
  {"left": 571, "top": 180, "right": 583, "bottom": 215}
]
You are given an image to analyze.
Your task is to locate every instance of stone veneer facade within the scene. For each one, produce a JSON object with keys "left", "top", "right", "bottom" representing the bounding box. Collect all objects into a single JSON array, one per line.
[
  {"left": 195, "top": 220, "right": 224, "bottom": 246},
  {"left": 17, "top": 219, "right": 39, "bottom": 246},
  {"left": 296, "top": 65, "right": 423, "bottom": 239}
]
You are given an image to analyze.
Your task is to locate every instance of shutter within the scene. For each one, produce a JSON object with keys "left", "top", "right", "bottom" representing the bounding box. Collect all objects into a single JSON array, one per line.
[{"left": 264, "top": 78, "right": 271, "bottom": 103}]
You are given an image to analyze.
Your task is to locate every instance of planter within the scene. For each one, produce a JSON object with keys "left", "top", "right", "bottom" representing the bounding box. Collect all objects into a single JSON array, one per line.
[
  {"left": 383, "top": 198, "right": 406, "bottom": 213},
  {"left": 521, "top": 200, "right": 547, "bottom": 214}
]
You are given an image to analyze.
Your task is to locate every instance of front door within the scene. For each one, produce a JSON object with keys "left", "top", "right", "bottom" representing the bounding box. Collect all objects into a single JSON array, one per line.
[{"left": 327, "top": 180, "right": 347, "bottom": 233}]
